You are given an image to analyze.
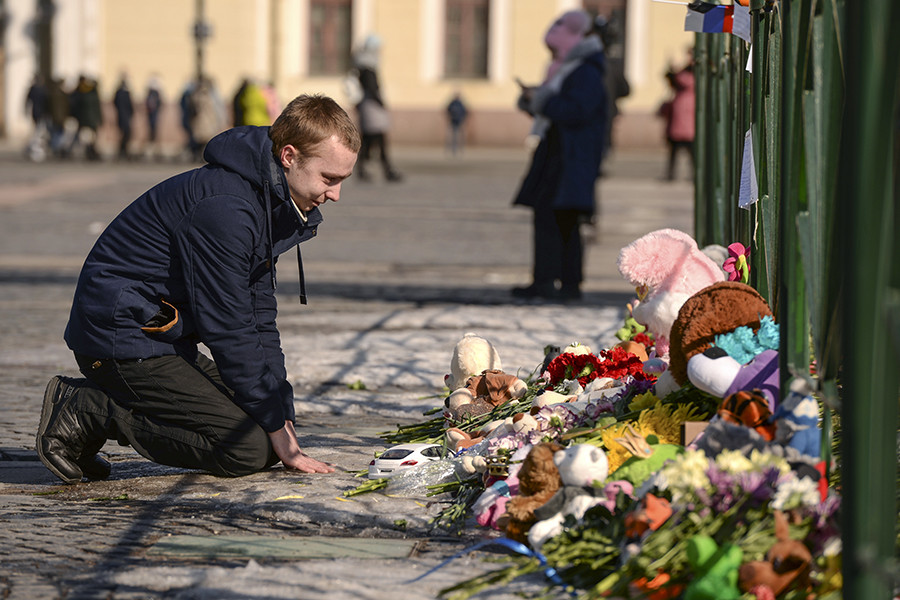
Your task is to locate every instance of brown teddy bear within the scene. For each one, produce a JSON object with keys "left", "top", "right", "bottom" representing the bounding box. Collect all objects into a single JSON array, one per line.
[
  {"left": 503, "top": 442, "right": 564, "bottom": 543},
  {"left": 444, "top": 369, "right": 527, "bottom": 422},
  {"left": 667, "top": 281, "right": 773, "bottom": 387}
]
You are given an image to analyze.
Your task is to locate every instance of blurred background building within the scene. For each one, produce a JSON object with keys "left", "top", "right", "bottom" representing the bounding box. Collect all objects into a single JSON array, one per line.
[{"left": 0, "top": 0, "right": 693, "bottom": 153}]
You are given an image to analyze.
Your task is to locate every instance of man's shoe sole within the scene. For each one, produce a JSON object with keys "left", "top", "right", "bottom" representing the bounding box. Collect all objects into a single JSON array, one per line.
[{"left": 36, "top": 376, "right": 83, "bottom": 484}]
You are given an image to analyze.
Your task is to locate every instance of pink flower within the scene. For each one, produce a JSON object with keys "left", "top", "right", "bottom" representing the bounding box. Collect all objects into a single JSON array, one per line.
[{"left": 723, "top": 242, "right": 750, "bottom": 283}]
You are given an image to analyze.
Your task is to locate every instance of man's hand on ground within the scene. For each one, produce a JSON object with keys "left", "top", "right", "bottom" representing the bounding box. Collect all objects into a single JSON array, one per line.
[{"left": 268, "top": 421, "right": 335, "bottom": 474}]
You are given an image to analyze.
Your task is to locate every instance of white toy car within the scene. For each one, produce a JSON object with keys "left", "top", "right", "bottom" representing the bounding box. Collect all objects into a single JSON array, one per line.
[{"left": 368, "top": 443, "right": 446, "bottom": 479}]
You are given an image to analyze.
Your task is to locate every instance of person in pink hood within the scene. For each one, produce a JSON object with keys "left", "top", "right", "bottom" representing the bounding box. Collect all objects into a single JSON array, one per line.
[{"left": 661, "top": 50, "right": 696, "bottom": 181}]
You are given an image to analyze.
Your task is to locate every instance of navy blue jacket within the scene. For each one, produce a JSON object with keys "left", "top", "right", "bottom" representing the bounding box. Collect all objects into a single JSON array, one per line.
[
  {"left": 514, "top": 45, "right": 608, "bottom": 215},
  {"left": 65, "top": 126, "right": 321, "bottom": 433}
]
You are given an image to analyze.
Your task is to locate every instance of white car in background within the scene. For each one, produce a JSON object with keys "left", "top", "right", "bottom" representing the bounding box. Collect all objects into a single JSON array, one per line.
[{"left": 367, "top": 443, "right": 446, "bottom": 479}]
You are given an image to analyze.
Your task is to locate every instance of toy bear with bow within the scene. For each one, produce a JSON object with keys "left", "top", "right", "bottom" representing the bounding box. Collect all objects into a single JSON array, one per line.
[{"left": 443, "top": 369, "right": 527, "bottom": 422}]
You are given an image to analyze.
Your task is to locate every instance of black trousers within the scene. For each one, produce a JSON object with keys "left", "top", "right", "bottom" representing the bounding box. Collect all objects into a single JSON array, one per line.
[
  {"left": 532, "top": 204, "right": 584, "bottom": 289},
  {"left": 666, "top": 140, "right": 694, "bottom": 180},
  {"left": 358, "top": 132, "right": 396, "bottom": 176},
  {"left": 73, "top": 350, "right": 278, "bottom": 477}
]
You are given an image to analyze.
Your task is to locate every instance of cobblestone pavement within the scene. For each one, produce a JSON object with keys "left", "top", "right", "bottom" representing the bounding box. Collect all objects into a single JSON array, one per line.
[{"left": 0, "top": 144, "right": 692, "bottom": 599}]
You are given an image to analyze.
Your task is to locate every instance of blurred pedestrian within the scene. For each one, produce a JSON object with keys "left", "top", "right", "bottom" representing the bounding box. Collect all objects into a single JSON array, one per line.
[
  {"left": 593, "top": 14, "right": 630, "bottom": 163},
  {"left": 511, "top": 10, "right": 608, "bottom": 302},
  {"left": 24, "top": 73, "right": 50, "bottom": 160},
  {"left": 179, "top": 80, "right": 198, "bottom": 160},
  {"left": 36, "top": 94, "right": 360, "bottom": 485},
  {"left": 113, "top": 73, "right": 135, "bottom": 161},
  {"left": 231, "top": 78, "right": 249, "bottom": 127},
  {"left": 188, "top": 77, "right": 226, "bottom": 161},
  {"left": 47, "top": 77, "right": 70, "bottom": 158},
  {"left": 351, "top": 35, "right": 402, "bottom": 182},
  {"left": 68, "top": 75, "right": 103, "bottom": 161},
  {"left": 238, "top": 78, "right": 271, "bottom": 126},
  {"left": 144, "top": 74, "right": 163, "bottom": 160},
  {"left": 661, "top": 50, "right": 695, "bottom": 181},
  {"left": 446, "top": 91, "right": 468, "bottom": 157},
  {"left": 25, "top": 73, "right": 50, "bottom": 135}
]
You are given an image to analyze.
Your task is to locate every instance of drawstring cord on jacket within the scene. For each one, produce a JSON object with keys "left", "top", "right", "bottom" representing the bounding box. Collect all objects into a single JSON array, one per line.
[
  {"left": 296, "top": 245, "right": 307, "bottom": 304},
  {"left": 265, "top": 180, "right": 308, "bottom": 305},
  {"left": 264, "top": 180, "right": 276, "bottom": 291}
]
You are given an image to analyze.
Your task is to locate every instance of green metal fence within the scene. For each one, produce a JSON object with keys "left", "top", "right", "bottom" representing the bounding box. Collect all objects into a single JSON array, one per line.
[{"left": 691, "top": 0, "right": 899, "bottom": 597}]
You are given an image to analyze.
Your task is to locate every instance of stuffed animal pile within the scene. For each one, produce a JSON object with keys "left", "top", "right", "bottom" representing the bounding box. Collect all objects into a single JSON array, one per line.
[{"left": 369, "top": 227, "right": 836, "bottom": 599}]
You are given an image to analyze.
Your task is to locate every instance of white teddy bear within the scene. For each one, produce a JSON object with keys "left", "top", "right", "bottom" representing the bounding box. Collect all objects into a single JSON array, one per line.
[{"left": 445, "top": 332, "right": 502, "bottom": 390}]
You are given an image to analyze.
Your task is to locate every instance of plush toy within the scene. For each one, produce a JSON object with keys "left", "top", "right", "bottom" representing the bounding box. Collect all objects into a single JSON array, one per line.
[
  {"left": 474, "top": 472, "right": 519, "bottom": 529},
  {"left": 701, "top": 243, "right": 730, "bottom": 275},
  {"left": 445, "top": 332, "right": 502, "bottom": 391},
  {"left": 688, "top": 347, "right": 780, "bottom": 411},
  {"left": 717, "top": 389, "right": 777, "bottom": 441},
  {"left": 532, "top": 389, "right": 576, "bottom": 410},
  {"left": 668, "top": 281, "right": 774, "bottom": 388},
  {"left": 472, "top": 445, "right": 531, "bottom": 530},
  {"left": 612, "top": 439, "right": 684, "bottom": 487},
  {"left": 615, "top": 308, "right": 647, "bottom": 342},
  {"left": 511, "top": 412, "right": 539, "bottom": 436},
  {"left": 445, "top": 411, "right": 538, "bottom": 454},
  {"left": 683, "top": 535, "right": 743, "bottom": 600},
  {"left": 503, "top": 442, "right": 564, "bottom": 543},
  {"left": 771, "top": 377, "right": 820, "bottom": 459},
  {"left": 444, "top": 369, "right": 527, "bottom": 422},
  {"left": 532, "top": 376, "right": 625, "bottom": 414},
  {"left": 617, "top": 339, "right": 649, "bottom": 362},
  {"left": 624, "top": 493, "right": 672, "bottom": 540},
  {"left": 738, "top": 510, "right": 813, "bottom": 597},
  {"left": 554, "top": 443, "right": 609, "bottom": 486},
  {"left": 445, "top": 418, "right": 511, "bottom": 452},
  {"left": 526, "top": 444, "right": 611, "bottom": 549},
  {"left": 617, "top": 229, "right": 725, "bottom": 358}
]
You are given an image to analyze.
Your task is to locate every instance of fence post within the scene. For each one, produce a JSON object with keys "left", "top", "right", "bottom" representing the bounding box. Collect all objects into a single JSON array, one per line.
[{"left": 837, "top": 0, "right": 900, "bottom": 596}]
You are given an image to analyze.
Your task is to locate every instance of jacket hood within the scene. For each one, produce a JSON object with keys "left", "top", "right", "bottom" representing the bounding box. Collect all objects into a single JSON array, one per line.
[
  {"left": 564, "top": 34, "right": 604, "bottom": 64},
  {"left": 202, "top": 125, "right": 321, "bottom": 304},
  {"left": 203, "top": 126, "right": 287, "bottom": 202}
]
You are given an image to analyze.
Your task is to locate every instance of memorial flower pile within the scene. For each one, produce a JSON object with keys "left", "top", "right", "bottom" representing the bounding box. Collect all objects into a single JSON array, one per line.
[
  {"left": 355, "top": 329, "right": 841, "bottom": 599},
  {"left": 354, "top": 230, "right": 844, "bottom": 599}
]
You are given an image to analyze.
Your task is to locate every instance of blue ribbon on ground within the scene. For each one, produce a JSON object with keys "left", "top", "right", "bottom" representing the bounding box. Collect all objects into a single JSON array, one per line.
[{"left": 405, "top": 537, "right": 577, "bottom": 596}]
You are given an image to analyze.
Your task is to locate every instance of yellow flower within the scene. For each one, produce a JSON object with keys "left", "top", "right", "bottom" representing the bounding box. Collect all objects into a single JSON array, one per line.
[
  {"left": 628, "top": 392, "right": 659, "bottom": 413},
  {"left": 601, "top": 421, "right": 651, "bottom": 473},
  {"left": 600, "top": 402, "right": 705, "bottom": 474},
  {"left": 636, "top": 402, "right": 704, "bottom": 445}
]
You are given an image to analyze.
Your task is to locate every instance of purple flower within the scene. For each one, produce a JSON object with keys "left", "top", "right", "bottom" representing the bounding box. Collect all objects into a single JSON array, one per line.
[
  {"left": 738, "top": 470, "right": 774, "bottom": 506},
  {"left": 583, "top": 399, "right": 615, "bottom": 421}
]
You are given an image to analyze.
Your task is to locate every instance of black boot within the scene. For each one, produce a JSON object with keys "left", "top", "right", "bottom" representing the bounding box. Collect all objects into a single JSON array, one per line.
[
  {"left": 78, "top": 440, "right": 111, "bottom": 481},
  {"left": 36, "top": 376, "right": 104, "bottom": 484},
  {"left": 511, "top": 282, "right": 558, "bottom": 300}
]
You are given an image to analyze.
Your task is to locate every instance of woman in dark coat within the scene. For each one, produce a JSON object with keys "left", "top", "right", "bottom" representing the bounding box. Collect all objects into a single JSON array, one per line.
[{"left": 512, "top": 10, "right": 609, "bottom": 301}]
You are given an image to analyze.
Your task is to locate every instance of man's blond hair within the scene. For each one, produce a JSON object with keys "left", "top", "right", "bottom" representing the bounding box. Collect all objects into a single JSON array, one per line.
[{"left": 269, "top": 94, "right": 361, "bottom": 162}]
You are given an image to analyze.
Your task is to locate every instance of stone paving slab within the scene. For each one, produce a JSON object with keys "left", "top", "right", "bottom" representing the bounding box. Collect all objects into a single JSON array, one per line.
[{"left": 148, "top": 535, "right": 422, "bottom": 559}]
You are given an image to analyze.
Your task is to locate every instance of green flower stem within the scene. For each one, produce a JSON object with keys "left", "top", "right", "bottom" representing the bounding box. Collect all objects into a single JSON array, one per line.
[{"left": 342, "top": 478, "right": 388, "bottom": 497}]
